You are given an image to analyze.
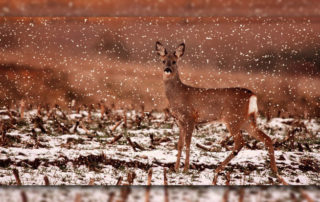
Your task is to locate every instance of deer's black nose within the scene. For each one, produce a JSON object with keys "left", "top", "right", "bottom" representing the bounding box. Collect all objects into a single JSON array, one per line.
[{"left": 164, "top": 68, "right": 172, "bottom": 73}]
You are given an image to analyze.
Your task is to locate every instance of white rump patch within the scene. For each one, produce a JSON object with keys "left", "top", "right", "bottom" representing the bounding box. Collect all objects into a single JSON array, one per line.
[{"left": 248, "top": 95, "right": 258, "bottom": 115}]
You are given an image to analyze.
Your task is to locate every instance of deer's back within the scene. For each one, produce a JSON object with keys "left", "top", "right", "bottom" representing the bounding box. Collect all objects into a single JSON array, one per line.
[{"left": 169, "top": 86, "right": 254, "bottom": 123}]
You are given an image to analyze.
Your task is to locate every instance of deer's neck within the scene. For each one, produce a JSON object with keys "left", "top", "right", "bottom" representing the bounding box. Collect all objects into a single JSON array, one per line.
[{"left": 163, "top": 73, "right": 186, "bottom": 103}]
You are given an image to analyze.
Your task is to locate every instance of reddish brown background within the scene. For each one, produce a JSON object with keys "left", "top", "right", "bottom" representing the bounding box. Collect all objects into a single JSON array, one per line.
[
  {"left": 0, "top": 1, "right": 319, "bottom": 117},
  {"left": 1, "top": 0, "right": 320, "bottom": 17}
]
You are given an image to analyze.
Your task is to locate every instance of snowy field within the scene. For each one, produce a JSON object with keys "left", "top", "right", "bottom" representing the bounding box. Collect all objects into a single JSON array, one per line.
[
  {"left": 0, "top": 107, "right": 319, "bottom": 186},
  {"left": 0, "top": 186, "right": 320, "bottom": 202}
]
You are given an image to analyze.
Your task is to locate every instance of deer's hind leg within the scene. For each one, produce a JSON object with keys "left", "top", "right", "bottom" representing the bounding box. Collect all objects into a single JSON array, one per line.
[
  {"left": 244, "top": 114, "right": 278, "bottom": 174},
  {"left": 212, "top": 122, "right": 244, "bottom": 185},
  {"left": 244, "top": 114, "right": 288, "bottom": 184}
]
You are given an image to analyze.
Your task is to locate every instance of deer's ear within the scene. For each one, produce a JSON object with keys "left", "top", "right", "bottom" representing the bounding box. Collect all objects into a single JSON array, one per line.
[
  {"left": 174, "top": 43, "right": 185, "bottom": 58},
  {"left": 155, "top": 41, "right": 167, "bottom": 56}
]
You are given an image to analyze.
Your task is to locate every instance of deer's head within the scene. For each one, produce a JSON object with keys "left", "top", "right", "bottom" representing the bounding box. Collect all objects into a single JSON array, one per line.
[{"left": 155, "top": 41, "right": 185, "bottom": 80}]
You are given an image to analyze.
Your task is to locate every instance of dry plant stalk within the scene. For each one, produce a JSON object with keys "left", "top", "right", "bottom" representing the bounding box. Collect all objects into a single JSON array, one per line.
[
  {"left": 21, "top": 191, "right": 28, "bottom": 202},
  {"left": 1, "top": 123, "right": 6, "bottom": 145},
  {"left": 238, "top": 188, "right": 244, "bottom": 202},
  {"left": 109, "top": 134, "right": 123, "bottom": 144},
  {"left": 6, "top": 107, "right": 14, "bottom": 120},
  {"left": 123, "top": 112, "right": 127, "bottom": 129},
  {"left": 147, "top": 168, "right": 152, "bottom": 185},
  {"left": 76, "top": 107, "right": 81, "bottom": 114},
  {"left": 37, "top": 105, "right": 42, "bottom": 117},
  {"left": 107, "top": 192, "right": 115, "bottom": 202},
  {"left": 127, "top": 171, "right": 136, "bottom": 185},
  {"left": 287, "top": 129, "right": 296, "bottom": 150},
  {"left": 126, "top": 136, "right": 137, "bottom": 152},
  {"left": 31, "top": 129, "right": 39, "bottom": 148},
  {"left": 88, "top": 178, "right": 95, "bottom": 185},
  {"left": 43, "top": 176, "right": 50, "bottom": 185},
  {"left": 222, "top": 171, "right": 231, "bottom": 202},
  {"left": 163, "top": 168, "right": 168, "bottom": 186},
  {"left": 163, "top": 108, "right": 171, "bottom": 122},
  {"left": 135, "top": 115, "right": 143, "bottom": 128},
  {"left": 290, "top": 192, "right": 298, "bottom": 202},
  {"left": 120, "top": 186, "right": 131, "bottom": 202},
  {"left": 196, "top": 143, "right": 221, "bottom": 152},
  {"left": 299, "top": 189, "right": 315, "bottom": 202},
  {"left": 145, "top": 168, "right": 153, "bottom": 202},
  {"left": 54, "top": 116, "right": 69, "bottom": 134},
  {"left": 116, "top": 176, "right": 123, "bottom": 185},
  {"left": 74, "top": 193, "right": 82, "bottom": 202},
  {"left": 80, "top": 121, "right": 91, "bottom": 135},
  {"left": 100, "top": 102, "right": 105, "bottom": 120},
  {"left": 163, "top": 168, "right": 169, "bottom": 202},
  {"left": 13, "top": 168, "right": 22, "bottom": 185},
  {"left": 33, "top": 116, "right": 46, "bottom": 133},
  {"left": 47, "top": 107, "right": 55, "bottom": 119},
  {"left": 133, "top": 141, "right": 145, "bottom": 151},
  {"left": 71, "top": 121, "right": 80, "bottom": 134},
  {"left": 87, "top": 105, "right": 94, "bottom": 122},
  {"left": 220, "top": 135, "right": 232, "bottom": 148},
  {"left": 111, "top": 121, "right": 122, "bottom": 132},
  {"left": 20, "top": 100, "right": 25, "bottom": 119}
]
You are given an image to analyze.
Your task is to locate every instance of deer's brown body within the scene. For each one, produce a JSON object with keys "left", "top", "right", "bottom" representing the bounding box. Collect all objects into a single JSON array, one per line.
[
  {"left": 165, "top": 80, "right": 254, "bottom": 124},
  {"left": 155, "top": 41, "right": 281, "bottom": 184}
]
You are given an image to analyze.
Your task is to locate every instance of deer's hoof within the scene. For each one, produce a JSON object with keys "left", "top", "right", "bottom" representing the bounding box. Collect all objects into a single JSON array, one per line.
[
  {"left": 212, "top": 174, "right": 218, "bottom": 185},
  {"left": 174, "top": 165, "right": 180, "bottom": 173},
  {"left": 183, "top": 167, "right": 189, "bottom": 173}
]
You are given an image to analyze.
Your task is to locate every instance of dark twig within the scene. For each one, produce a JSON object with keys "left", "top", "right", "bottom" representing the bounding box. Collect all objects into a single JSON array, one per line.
[
  {"left": 109, "top": 134, "right": 123, "bottom": 144},
  {"left": 133, "top": 141, "right": 145, "bottom": 151},
  {"left": 13, "top": 168, "right": 22, "bottom": 185},
  {"left": 107, "top": 192, "right": 115, "bottom": 202},
  {"left": 127, "top": 171, "right": 136, "bottom": 185},
  {"left": 126, "top": 136, "right": 137, "bottom": 152},
  {"left": 44, "top": 176, "right": 50, "bottom": 185},
  {"left": 116, "top": 176, "right": 123, "bottom": 185}
]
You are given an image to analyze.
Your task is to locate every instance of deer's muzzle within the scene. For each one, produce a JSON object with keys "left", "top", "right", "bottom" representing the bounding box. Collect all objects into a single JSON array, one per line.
[{"left": 164, "top": 67, "right": 172, "bottom": 74}]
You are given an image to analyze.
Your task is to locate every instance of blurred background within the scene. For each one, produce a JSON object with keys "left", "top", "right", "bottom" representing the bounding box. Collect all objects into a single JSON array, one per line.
[
  {"left": 1, "top": 0, "right": 320, "bottom": 17},
  {"left": 0, "top": 1, "right": 319, "bottom": 118}
]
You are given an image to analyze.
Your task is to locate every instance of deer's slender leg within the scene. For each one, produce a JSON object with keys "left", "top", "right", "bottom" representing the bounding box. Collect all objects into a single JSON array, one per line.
[
  {"left": 183, "top": 121, "right": 195, "bottom": 173},
  {"left": 244, "top": 119, "right": 288, "bottom": 184},
  {"left": 245, "top": 116, "right": 278, "bottom": 174},
  {"left": 212, "top": 125, "right": 244, "bottom": 185},
  {"left": 175, "top": 121, "right": 186, "bottom": 172}
]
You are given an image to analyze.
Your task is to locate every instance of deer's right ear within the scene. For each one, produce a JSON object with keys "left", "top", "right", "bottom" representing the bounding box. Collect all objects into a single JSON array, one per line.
[{"left": 155, "top": 41, "right": 167, "bottom": 56}]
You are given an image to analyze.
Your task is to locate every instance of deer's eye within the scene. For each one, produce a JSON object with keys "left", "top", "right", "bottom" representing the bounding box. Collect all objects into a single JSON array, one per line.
[
  {"left": 163, "top": 61, "right": 166, "bottom": 64},
  {"left": 172, "top": 61, "right": 176, "bottom": 65}
]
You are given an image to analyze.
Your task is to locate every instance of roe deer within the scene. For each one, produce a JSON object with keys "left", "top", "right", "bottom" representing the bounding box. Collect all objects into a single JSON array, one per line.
[{"left": 155, "top": 41, "right": 285, "bottom": 184}]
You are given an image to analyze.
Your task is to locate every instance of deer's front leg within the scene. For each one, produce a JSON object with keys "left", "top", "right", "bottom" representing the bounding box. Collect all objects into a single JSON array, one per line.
[
  {"left": 183, "top": 122, "right": 195, "bottom": 173},
  {"left": 175, "top": 121, "right": 186, "bottom": 172}
]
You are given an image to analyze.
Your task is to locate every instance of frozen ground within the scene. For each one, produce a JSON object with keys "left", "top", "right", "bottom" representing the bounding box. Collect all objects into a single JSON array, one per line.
[
  {"left": 0, "top": 186, "right": 320, "bottom": 202},
  {"left": 0, "top": 107, "right": 319, "bottom": 186}
]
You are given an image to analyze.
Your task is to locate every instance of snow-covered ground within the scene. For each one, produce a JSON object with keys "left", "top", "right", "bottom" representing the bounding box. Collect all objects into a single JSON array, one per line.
[
  {"left": 0, "top": 108, "right": 319, "bottom": 186},
  {"left": 0, "top": 186, "right": 320, "bottom": 202}
]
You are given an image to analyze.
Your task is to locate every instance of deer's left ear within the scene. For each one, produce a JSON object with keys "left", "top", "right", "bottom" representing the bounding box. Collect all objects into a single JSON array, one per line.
[{"left": 174, "top": 43, "right": 185, "bottom": 58}]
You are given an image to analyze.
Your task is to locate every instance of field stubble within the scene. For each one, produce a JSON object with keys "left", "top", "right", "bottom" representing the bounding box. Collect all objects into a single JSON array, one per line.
[{"left": 0, "top": 104, "right": 319, "bottom": 186}]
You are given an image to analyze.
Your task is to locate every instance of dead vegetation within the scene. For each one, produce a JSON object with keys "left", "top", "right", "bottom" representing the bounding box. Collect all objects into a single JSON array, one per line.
[{"left": 0, "top": 101, "right": 319, "bottom": 187}]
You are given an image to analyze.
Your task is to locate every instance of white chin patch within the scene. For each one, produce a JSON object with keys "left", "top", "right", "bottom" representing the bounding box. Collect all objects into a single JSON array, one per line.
[{"left": 164, "top": 71, "right": 171, "bottom": 75}]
